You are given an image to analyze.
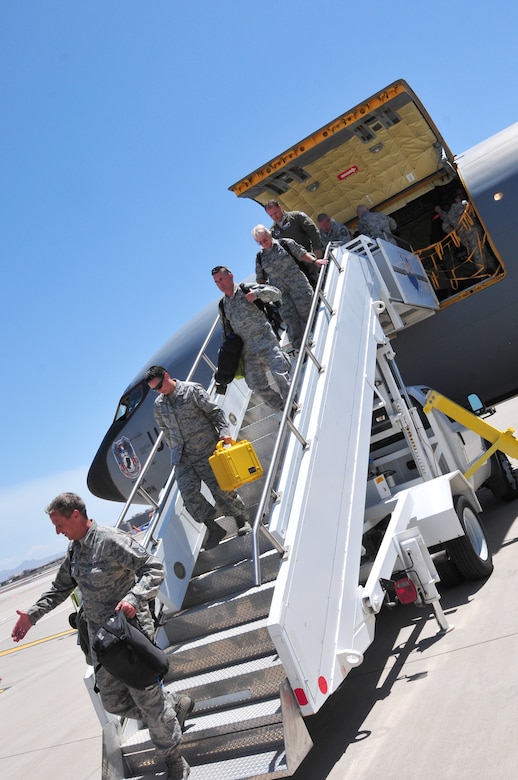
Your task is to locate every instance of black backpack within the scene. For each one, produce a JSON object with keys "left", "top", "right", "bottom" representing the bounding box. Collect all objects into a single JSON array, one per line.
[
  {"left": 214, "top": 328, "right": 244, "bottom": 393},
  {"left": 92, "top": 610, "right": 169, "bottom": 690}
]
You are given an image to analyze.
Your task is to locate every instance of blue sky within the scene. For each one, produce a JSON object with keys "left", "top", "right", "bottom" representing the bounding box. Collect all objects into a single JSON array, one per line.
[{"left": 1, "top": 1, "right": 516, "bottom": 572}]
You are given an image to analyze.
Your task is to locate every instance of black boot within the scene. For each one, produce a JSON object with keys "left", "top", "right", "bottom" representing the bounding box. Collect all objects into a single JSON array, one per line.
[
  {"left": 235, "top": 515, "right": 252, "bottom": 535},
  {"left": 165, "top": 754, "right": 190, "bottom": 780},
  {"left": 204, "top": 519, "right": 226, "bottom": 549}
]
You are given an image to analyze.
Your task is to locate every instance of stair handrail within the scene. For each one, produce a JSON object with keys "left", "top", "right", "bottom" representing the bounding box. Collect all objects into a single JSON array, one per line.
[{"left": 251, "top": 243, "right": 342, "bottom": 584}]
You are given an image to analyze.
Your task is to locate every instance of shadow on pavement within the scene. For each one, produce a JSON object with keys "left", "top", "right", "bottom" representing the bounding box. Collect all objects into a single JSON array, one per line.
[{"left": 292, "top": 493, "right": 518, "bottom": 779}]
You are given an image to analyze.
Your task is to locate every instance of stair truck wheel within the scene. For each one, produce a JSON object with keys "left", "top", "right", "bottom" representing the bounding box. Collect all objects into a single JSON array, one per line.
[
  {"left": 444, "top": 495, "right": 493, "bottom": 580},
  {"left": 432, "top": 550, "right": 465, "bottom": 588},
  {"left": 490, "top": 451, "right": 518, "bottom": 502}
]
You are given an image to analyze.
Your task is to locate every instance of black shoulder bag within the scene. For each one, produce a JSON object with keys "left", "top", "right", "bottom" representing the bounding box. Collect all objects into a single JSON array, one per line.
[
  {"left": 92, "top": 610, "right": 169, "bottom": 690},
  {"left": 214, "top": 299, "right": 244, "bottom": 394}
]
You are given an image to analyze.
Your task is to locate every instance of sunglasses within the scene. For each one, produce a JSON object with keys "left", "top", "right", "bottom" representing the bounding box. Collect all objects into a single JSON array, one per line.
[{"left": 151, "top": 375, "right": 165, "bottom": 392}]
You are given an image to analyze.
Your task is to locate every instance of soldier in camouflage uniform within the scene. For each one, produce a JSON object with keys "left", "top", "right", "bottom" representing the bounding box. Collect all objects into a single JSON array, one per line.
[
  {"left": 356, "top": 204, "right": 398, "bottom": 245},
  {"left": 434, "top": 193, "right": 495, "bottom": 273},
  {"left": 11, "top": 493, "right": 190, "bottom": 780},
  {"left": 252, "top": 225, "right": 326, "bottom": 351},
  {"left": 317, "top": 213, "right": 351, "bottom": 248},
  {"left": 145, "top": 367, "right": 251, "bottom": 549},
  {"left": 264, "top": 199, "right": 323, "bottom": 288},
  {"left": 212, "top": 266, "right": 291, "bottom": 411}
]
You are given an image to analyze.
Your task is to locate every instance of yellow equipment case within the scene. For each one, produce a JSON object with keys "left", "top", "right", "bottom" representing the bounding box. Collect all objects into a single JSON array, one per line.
[{"left": 209, "top": 439, "right": 263, "bottom": 491}]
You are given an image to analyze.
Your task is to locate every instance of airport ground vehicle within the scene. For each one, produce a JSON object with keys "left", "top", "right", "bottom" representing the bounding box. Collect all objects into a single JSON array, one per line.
[{"left": 93, "top": 236, "right": 518, "bottom": 779}]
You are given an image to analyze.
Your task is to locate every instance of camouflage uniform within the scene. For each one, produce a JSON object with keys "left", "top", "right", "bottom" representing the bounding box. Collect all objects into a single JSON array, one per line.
[
  {"left": 436, "top": 201, "right": 493, "bottom": 271},
  {"left": 319, "top": 219, "right": 351, "bottom": 248},
  {"left": 357, "top": 210, "right": 398, "bottom": 244},
  {"left": 256, "top": 238, "right": 313, "bottom": 351},
  {"left": 270, "top": 210, "right": 322, "bottom": 287},
  {"left": 154, "top": 380, "right": 247, "bottom": 524},
  {"left": 220, "top": 283, "right": 291, "bottom": 410},
  {"left": 25, "top": 523, "right": 182, "bottom": 762}
]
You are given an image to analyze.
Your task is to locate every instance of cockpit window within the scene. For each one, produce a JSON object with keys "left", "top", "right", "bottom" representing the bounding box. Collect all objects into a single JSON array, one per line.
[{"left": 114, "top": 383, "right": 146, "bottom": 422}]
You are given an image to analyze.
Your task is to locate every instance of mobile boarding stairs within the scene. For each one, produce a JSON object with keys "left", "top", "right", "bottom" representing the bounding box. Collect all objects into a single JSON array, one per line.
[{"left": 97, "top": 237, "right": 518, "bottom": 779}]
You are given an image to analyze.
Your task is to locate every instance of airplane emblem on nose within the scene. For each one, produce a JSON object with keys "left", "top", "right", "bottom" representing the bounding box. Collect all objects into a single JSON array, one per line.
[{"left": 112, "top": 437, "right": 142, "bottom": 480}]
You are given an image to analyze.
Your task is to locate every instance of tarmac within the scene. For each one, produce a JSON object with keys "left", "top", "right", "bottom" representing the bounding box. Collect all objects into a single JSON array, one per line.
[
  {"left": 0, "top": 568, "right": 102, "bottom": 779},
  {"left": 1, "top": 396, "right": 517, "bottom": 780}
]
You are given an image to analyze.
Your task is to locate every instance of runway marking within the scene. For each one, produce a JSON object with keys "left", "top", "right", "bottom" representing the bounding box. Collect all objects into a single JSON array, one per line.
[{"left": 0, "top": 628, "right": 76, "bottom": 656}]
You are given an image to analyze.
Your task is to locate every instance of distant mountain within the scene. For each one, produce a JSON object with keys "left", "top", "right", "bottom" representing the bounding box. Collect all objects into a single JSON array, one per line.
[{"left": 0, "top": 554, "right": 64, "bottom": 584}]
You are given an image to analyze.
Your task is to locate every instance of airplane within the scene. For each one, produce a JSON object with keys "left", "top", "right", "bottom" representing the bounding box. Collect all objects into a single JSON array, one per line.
[{"left": 88, "top": 79, "right": 518, "bottom": 505}]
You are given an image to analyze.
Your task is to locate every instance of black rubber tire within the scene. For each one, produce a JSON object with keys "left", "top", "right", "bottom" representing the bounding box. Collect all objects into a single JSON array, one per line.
[
  {"left": 432, "top": 550, "right": 465, "bottom": 588},
  {"left": 490, "top": 451, "right": 518, "bottom": 502},
  {"left": 444, "top": 495, "right": 493, "bottom": 580}
]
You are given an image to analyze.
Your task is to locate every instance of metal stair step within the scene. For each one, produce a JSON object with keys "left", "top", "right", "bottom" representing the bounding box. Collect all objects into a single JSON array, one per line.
[
  {"left": 188, "top": 754, "right": 291, "bottom": 780},
  {"left": 122, "top": 698, "right": 283, "bottom": 753},
  {"left": 239, "top": 421, "right": 279, "bottom": 453},
  {"left": 165, "top": 654, "right": 286, "bottom": 715},
  {"left": 234, "top": 474, "right": 274, "bottom": 516},
  {"left": 182, "top": 549, "right": 280, "bottom": 610},
  {"left": 124, "top": 752, "right": 290, "bottom": 780},
  {"left": 192, "top": 533, "right": 275, "bottom": 577},
  {"left": 241, "top": 394, "right": 281, "bottom": 427},
  {"left": 184, "top": 721, "right": 285, "bottom": 767},
  {"left": 165, "top": 619, "right": 275, "bottom": 680},
  {"left": 162, "top": 581, "right": 276, "bottom": 644},
  {"left": 181, "top": 697, "right": 282, "bottom": 736},
  {"left": 122, "top": 702, "right": 287, "bottom": 778}
]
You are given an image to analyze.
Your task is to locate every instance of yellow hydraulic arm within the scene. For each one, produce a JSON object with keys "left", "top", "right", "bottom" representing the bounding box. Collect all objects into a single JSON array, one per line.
[{"left": 423, "top": 389, "right": 518, "bottom": 479}]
